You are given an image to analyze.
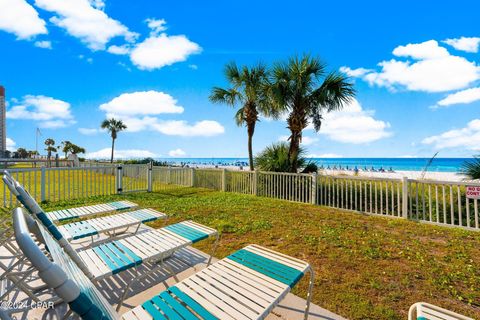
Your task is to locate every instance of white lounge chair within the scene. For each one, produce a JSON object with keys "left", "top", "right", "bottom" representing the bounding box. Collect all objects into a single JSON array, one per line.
[
  {"left": 13, "top": 207, "right": 314, "bottom": 320},
  {"left": 408, "top": 302, "right": 473, "bottom": 320},
  {"left": 13, "top": 206, "right": 218, "bottom": 310}
]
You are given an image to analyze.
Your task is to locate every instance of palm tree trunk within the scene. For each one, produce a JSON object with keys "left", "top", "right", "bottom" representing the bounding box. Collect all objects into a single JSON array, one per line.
[
  {"left": 110, "top": 138, "right": 115, "bottom": 163},
  {"left": 288, "top": 130, "right": 301, "bottom": 173},
  {"left": 247, "top": 123, "right": 255, "bottom": 171}
]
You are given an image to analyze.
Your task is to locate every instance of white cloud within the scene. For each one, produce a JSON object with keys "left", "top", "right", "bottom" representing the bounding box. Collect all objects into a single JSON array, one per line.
[
  {"left": 422, "top": 119, "right": 480, "bottom": 151},
  {"left": 107, "top": 44, "right": 130, "bottom": 55},
  {"left": 279, "top": 135, "right": 318, "bottom": 146},
  {"left": 311, "top": 98, "right": 391, "bottom": 144},
  {"left": 99, "top": 91, "right": 224, "bottom": 137},
  {"left": 130, "top": 33, "right": 201, "bottom": 70},
  {"left": 340, "top": 66, "right": 371, "bottom": 77},
  {"left": 188, "top": 64, "right": 198, "bottom": 70},
  {"left": 168, "top": 148, "right": 186, "bottom": 157},
  {"left": 397, "top": 155, "right": 418, "bottom": 158},
  {"left": 7, "top": 95, "right": 74, "bottom": 128},
  {"left": 443, "top": 37, "right": 480, "bottom": 53},
  {"left": 42, "top": 120, "right": 74, "bottom": 128},
  {"left": 392, "top": 40, "right": 449, "bottom": 59},
  {"left": 0, "top": 0, "right": 47, "bottom": 39},
  {"left": 307, "top": 153, "right": 342, "bottom": 158},
  {"left": 436, "top": 87, "right": 480, "bottom": 107},
  {"left": 34, "top": 40, "right": 52, "bottom": 49},
  {"left": 344, "top": 40, "right": 480, "bottom": 92},
  {"left": 6, "top": 138, "right": 16, "bottom": 151},
  {"left": 78, "top": 128, "right": 100, "bottom": 135},
  {"left": 152, "top": 120, "right": 225, "bottom": 137},
  {"left": 100, "top": 91, "right": 184, "bottom": 116},
  {"left": 145, "top": 18, "right": 167, "bottom": 35},
  {"left": 34, "top": 0, "right": 137, "bottom": 50},
  {"left": 85, "top": 148, "right": 156, "bottom": 159}
]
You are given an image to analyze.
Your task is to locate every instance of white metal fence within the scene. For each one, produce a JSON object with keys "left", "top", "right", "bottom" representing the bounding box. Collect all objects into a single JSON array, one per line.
[
  {"left": 183, "top": 168, "right": 478, "bottom": 231},
  {"left": 2, "top": 165, "right": 478, "bottom": 231}
]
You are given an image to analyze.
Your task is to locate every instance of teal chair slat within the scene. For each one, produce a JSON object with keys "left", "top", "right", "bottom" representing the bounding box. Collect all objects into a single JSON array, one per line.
[
  {"left": 151, "top": 296, "right": 183, "bottom": 320},
  {"left": 93, "top": 245, "right": 133, "bottom": 274},
  {"left": 104, "top": 243, "right": 137, "bottom": 272},
  {"left": 142, "top": 300, "right": 168, "bottom": 320},
  {"left": 168, "top": 286, "right": 218, "bottom": 320},
  {"left": 158, "top": 291, "right": 199, "bottom": 320},
  {"left": 227, "top": 249, "right": 304, "bottom": 287},
  {"left": 113, "top": 241, "right": 142, "bottom": 265},
  {"left": 64, "top": 221, "right": 98, "bottom": 240},
  {"left": 128, "top": 210, "right": 156, "bottom": 223},
  {"left": 232, "top": 250, "right": 301, "bottom": 278},
  {"left": 164, "top": 224, "right": 208, "bottom": 243}
]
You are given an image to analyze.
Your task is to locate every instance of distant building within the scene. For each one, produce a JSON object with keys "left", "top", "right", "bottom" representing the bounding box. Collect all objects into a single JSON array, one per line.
[{"left": 0, "top": 86, "right": 5, "bottom": 157}]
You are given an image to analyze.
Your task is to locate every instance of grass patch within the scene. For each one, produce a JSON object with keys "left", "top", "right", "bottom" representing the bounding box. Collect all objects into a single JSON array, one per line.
[{"left": 23, "top": 188, "right": 480, "bottom": 319}]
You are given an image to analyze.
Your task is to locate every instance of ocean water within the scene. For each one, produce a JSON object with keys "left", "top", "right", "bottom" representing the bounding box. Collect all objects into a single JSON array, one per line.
[{"left": 156, "top": 157, "right": 472, "bottom": 173}]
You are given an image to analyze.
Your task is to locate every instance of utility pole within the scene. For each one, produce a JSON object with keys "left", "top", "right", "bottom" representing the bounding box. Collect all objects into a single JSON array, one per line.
[{"left": 35, "top": 127, "right": 42, "bottom": 156}]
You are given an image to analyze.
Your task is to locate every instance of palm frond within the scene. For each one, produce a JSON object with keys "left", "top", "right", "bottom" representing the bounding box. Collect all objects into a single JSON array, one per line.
[
  {"left": 234, "top": 107, "right": 246, "bottom": 126},
  {"left": 461, "top": 156, "right": 480, "bottom": 180},
  {"left": 254, "top": 142, "right": 307, "bottom": 172},
  {"left": 209, "top": 87, "right": 241, "bottom": 106}
]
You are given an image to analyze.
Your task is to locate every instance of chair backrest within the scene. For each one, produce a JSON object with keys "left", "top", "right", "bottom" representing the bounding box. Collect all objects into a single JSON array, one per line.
[
  {"left": 408, "top": 302, "right": 473, "bottom": 320},
  {"left": 2, "top": 171, "right": 95, "bottom": 280},
  {"left": 13, "top": 207, "right": 118, "bottom": 320}
]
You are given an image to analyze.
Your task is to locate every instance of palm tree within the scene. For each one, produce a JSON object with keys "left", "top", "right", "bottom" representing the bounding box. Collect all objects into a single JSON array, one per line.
[
  {"left": 101, "top": 118, "right": 127, "bottom": 163},
  {"left": 61, "top": 140, "right": 72, "bottom": 158},
  {"left": 44, "top": 138, "right": 56, "bottom": 159},
  {"left": 210, "top": 62, "right": 277, "bottom": 171},
  {"left": 270, "top": 54, "right": 355, "bottom": 172}
]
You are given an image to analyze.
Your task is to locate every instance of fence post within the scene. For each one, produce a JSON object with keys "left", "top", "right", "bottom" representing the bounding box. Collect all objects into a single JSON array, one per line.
[
  {"left": 221, "top": 169, "right": 226, "bottom": 192},
  {"left": 311, "top": 172, "right": 317, "bottom": 205},
  {"left": 147, "top": 162, "right": 153, "bottom": 192},
  {"left": 190, "top": 168, "right": 195, "bottom": 187},
  {"left": 40, "top": 167, "right": 46, "bottom": 202},
  {"left": 253, "top": 170, "right": 259, "bottom": 196},
  {"left": 402, "top": 176, "right": 409, "bottom": 219},
  {"left": 116, "top": 166, "right": 123, "bottom": 194}
]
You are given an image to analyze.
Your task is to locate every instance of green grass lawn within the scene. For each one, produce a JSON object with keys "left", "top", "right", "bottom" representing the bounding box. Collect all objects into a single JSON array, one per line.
[{"left": 10, "top": 187, "right": 480, "bottom": 320}]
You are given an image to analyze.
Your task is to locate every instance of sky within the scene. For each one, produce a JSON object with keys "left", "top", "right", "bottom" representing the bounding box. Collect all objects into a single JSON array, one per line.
[{"left": 0, "top": 0, "right": 479, "bottom": 159}]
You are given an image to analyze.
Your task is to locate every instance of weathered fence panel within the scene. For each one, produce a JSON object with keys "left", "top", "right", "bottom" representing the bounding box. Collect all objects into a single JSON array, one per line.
[
  {"left": 120, "top": 164, "right": 148, "bottom": 193},
  {"left": 2, "top": 166, "right": 117, "bottom": 207},
  {"left": 257, "top": 171, "right": 313, "bottom": 203},
  {"left": 225, "top": 171, "right": 255, "bottom": 194},
  {"left": 317, "top": 175, "right": 404, "bottom": 218},
  {"left": 151, "top": 167, "right": 192, "bottom": 191},
  {"left": 407, "top": 179, "right": 479, "bottom": 230},
  {"left": 193, "top": 169, "right": 222, "bottom": 190}
]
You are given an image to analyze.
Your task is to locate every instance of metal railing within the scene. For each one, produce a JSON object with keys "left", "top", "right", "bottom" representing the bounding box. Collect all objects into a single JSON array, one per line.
[
  {"left": 2, "top": 166, "right": 117, "bottom": 206},
  {"left": 317, "top": 175, "right": 404, "bottom": 218},
  {"left": 407, "top": 179, "right": 479, "bottom": 230},
  {"left": 2, "top": 165, "right": 479, "bottom": 231}
]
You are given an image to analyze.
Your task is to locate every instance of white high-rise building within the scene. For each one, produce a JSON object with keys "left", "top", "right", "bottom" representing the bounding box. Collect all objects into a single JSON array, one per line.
[{"left": 0, "top": 86, "right": 6, "bottom": 157}]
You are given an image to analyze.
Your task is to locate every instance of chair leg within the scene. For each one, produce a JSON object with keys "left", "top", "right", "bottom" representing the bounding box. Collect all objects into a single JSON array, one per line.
[
  {"left": 304, "top": 266, "right": 315, "bottom": 320},
  {"left": 133, "top": 222, "right": 141, "bottom": 234},
  {"left": 207, "top": 233, "right": 220, "bottom": 266}
]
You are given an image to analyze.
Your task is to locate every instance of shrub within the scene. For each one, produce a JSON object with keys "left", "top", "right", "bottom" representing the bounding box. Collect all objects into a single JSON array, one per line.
[{"left": 254, "top": 142, "right": 308, "bottom": 172}]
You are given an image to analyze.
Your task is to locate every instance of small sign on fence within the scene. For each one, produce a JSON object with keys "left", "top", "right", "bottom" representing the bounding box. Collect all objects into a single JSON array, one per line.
[{"left": 466, "top": 186, "right": 480, "bottom": 199}]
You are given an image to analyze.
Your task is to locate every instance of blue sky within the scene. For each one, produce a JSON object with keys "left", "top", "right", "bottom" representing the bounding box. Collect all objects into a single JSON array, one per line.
[{"left": 0, "top": 0, "right": 479, "bottom": 159}]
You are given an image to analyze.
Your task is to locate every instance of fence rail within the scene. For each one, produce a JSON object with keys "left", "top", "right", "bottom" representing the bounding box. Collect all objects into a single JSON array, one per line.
[{"left": 2, "top": 165, "right": 479, "bottom": 231}]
